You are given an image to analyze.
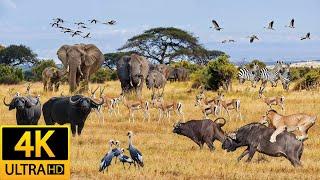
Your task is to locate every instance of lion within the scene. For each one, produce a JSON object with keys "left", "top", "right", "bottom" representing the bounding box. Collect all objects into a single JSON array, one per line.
[{"left": 260, "top": 109, "right": 316, "bottom": 143}]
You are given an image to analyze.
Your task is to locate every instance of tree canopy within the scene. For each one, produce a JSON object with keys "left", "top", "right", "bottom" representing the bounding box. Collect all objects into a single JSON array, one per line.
[
  {"left": 0, "top": 45, "right": 38, "bottom": 66},
  {"left": 118, "top": 27, "right": 209, "bottom": 64}
]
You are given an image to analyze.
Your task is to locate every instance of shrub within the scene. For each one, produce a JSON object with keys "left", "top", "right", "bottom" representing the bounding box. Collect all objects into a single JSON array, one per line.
[
  {"left": 293, "top": 68, "right": 320, "bottom": 90},
  {"left": 90, "top": 68, "right": 118, "bottom": 83},
  {"left": 0, "top": 64, "right": 24, "bottom": 84},
  {"left": 190, "top": 55, "right": 237, "bottom": 91},
  {"left": 31, "top": 59, "right": 57, "bottom": 81}
]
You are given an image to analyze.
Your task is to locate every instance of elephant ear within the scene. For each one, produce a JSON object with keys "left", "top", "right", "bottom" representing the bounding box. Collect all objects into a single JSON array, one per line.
[
  {"left": 57, "top": 45, "right": 70, "bottom": 68},
  {"left": 83, "top": 44, "right": 102, "bottom": 66}
]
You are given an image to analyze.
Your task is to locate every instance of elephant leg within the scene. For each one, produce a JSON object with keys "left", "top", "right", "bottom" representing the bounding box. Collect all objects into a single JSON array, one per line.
[
  {"left": 43, "top": 81, "right": 47, "bottom": 91},
  {"left": 48, "top": 80, "right": 53, "bottom": 91}
]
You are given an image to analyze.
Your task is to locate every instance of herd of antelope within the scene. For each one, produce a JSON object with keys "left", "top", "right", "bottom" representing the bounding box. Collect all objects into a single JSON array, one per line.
[{"left": 87, "top": 85, "right": 288, "bottom": 124}]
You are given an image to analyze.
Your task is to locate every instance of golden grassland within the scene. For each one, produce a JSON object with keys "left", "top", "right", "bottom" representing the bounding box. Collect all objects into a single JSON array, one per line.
[{"left": 0, "top": 81, "right": 320, "bottom": 180}]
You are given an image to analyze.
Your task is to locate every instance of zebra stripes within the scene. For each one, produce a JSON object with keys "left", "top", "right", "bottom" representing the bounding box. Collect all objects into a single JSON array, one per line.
[
  {"left": 238, "top": 63, "right": 260, "bottom": 87},
  {"left": 238, "top": 61, "right": 291, "bottom": 92}
]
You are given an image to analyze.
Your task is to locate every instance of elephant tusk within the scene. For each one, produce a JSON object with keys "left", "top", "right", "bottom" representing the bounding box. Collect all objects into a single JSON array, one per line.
[
  {"left": 66, "top": 65, "right": 70, "bottom": 72},
  {"left": 130, "top": 80, "right": 133, "bottom": 87},
  {"left": 137, "top": 79, "right": 141, "bottom": 87},
  {"left": 77, "top": 66, "right": 83, "bottom": 76}
]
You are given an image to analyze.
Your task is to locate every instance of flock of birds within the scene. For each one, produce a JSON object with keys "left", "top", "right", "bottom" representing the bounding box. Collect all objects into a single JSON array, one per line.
[
  {"left": 210, "top": 18, "right": 311, "bottom": 43},
  {"left": 99, "top": 131, "right": 144, "bottom": 173},
  {"left": 50, "top": 18, "right": 117, "bottom": 38}
]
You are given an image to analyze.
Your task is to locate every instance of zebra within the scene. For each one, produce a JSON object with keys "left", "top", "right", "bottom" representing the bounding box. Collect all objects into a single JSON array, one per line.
[
  {"left": 238, "top": 63, "right": 260, "bottom": 88},
  {"left": 259, "top": 61, "right": 283, "bottom": 93},
  {"left": 279, "top": 63, "right": 290, "bottom": 91}
]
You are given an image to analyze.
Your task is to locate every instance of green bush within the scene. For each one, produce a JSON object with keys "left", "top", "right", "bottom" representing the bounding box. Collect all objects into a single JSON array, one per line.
[
  {"left": 293, "top": 68, "right": 320, "bottom": 90},
  {"left": 191, "top": 55, "right": 237, "bottom": 91},
  {"left": 0, "top": 64, "right": 24, "bottom": 84},
  {"left": 31, "top": 59, "right": 57, "bottom": 81},
  {"left": 90, "top": 68, "right": 118, "bottom": 83}
]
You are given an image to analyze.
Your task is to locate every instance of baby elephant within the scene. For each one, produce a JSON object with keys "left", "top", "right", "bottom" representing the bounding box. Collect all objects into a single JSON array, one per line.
[
  {"left": 42, "top": 67, "right": 67, "bottom": 92},
  {"left": 173, "top": 118, "right": 227, "bottom": 151}
]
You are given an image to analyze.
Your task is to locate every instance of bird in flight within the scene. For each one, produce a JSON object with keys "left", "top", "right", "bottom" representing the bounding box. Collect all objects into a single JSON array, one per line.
[
  {"left": 82, "top": 33, "right": 91, "bottom": 38},
  {"left": 228, "top": 39, "right": 236, "bottom": 43},
  {"left": 75, "top": 22, "right": 86, "bottom": 26},
  {"left": 103, "top": 20, "right": 117, "bottom": 25},
  {"left": 221, "top": 39, "right": 236, "bottom": 43},
  {"left": 89, "top": 19, "right": 99, "bottom": 24},
  {"left": 50, "top": 22, "right": 59, "bottom": 27},
  {"left": 71, "top": 31, "right": 82, "bottom": 37},
  {"left": 210, "top": 20, "right": 223, "bottom": 31},
  {"left": 300, "top": 32, "right": 311, "bottom": 40},
  {"left": 247, "top": 35, "right": 259, "bottom": 43},
  {"left": 63, "top": 29, "right": 73, "bottom": 33},
  {"left": 79, "top": 25, "right": 89, "bottom": 29},
  {"left": 264, "top": 21, "right": 274, "bottom": 30},
  {"left": 52, "top": 18, "right": 64, "bottom": 24},
  {"left": 285, "top": 18, "right": 295, "bottom": 28}
]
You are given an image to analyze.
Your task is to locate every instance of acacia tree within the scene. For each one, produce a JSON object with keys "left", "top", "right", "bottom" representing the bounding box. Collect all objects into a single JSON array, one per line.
[
  {"left": 0, "top": 45, "right": 38, "bottom": 66},
  {"left": 118, "top": 27, "right": 208, "bottom": 64}
]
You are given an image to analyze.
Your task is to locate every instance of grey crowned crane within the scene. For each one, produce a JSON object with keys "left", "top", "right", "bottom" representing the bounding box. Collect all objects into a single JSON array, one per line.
[
  {"left": 210, "top": 20, "right": 223, "bottom": 31},
  {"left": 112, "top": 140, "right": 122, "bottom": 164},
  {"left": 264, "top": 21, "right": 274, "bottom": 30},
  {"left": 99, "top": 140, "right": 115, "bottom": 173},
  {"left": 300, "top": 32, "right": 311, "bottom": 40},
  {"left": 285, "top": 18, "right": 295, "bottom": 28},
  {"left": 247, "top": 35, "right": 259, "bottom": 43},
  {"left": 119, "top": 148, "right": 134, "bottom": 169},
  {"left": 127, "top": 131, "right": 144, "bottom": 168}
]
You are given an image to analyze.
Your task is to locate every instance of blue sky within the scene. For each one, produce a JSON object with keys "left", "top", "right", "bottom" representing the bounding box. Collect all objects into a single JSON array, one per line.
[{"left": 0, "top": 0, "right": 319, "bottom": 63}]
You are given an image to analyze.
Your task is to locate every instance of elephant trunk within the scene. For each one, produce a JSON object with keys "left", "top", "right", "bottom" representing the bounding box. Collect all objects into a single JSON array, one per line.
[{"left": 69, "top": 65, "right": 77, "bottom": 92}]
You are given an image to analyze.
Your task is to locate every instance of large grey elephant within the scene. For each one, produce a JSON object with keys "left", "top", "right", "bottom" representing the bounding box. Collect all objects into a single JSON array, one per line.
[
  {"left": 57, "top": 44, "right": 104, "bottom": 92},
  {"left": 116, "top": 54, "right": 149, "bottom": 97},
  {"left": 146, "top": 70, "right": 166, "bottom": 97},
  {"left": 149, "top": 64, "right": 171, "bottom": 79}
]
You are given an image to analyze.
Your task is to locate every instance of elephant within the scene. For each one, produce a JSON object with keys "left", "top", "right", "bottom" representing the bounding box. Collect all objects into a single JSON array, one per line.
[
  {"left": 146, "top": 70, "right": 166, "bottom": 97},
  {"left": 116, "top": 54, "right": 149, "bottom": 97},
  {"left": 57, "top": 44, "right": 104, "bottom": 93},
  {"left": 149, "top": 64, "right": 171, "bottom": 79},
  {"left": 168, "top": 67, "right": 189, "bottom": 82},
  {"left": 42, "top": 67, "right": 67, "bottom": 92}
]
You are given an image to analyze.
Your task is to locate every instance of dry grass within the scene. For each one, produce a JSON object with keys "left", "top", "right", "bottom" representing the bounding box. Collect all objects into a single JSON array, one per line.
[{"left": 1, "top": 81, "right": 320, "bottom": 180}]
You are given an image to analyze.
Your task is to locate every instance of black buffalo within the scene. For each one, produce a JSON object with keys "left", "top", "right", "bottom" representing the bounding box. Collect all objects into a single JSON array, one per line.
[
  {"left": 222, "top": 123, "right": 303, "bottom": 167},
  {"left": 42, "top": 95, "right": 104, "bottom": 136},
  {"left": 3, "top": 93, "right": 41, "bottom": 125},
  {"left": 173, "top": 118, "right": 226, "bottom": 151}
]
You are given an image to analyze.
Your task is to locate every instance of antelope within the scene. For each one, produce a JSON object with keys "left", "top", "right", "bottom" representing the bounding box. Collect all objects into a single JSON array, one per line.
[
  {"left": 258, "top": 92, "right": 285, "bottom": 111},
  {"left": 123, "top": 96, "right": 150, "bottom": 123},
  {"left": 89, "top": 87, "right": 105, "bottom": 123},
  {"left": 217, "top": 93, "right": 242, "bottom": 120},
  {"left": 151, "top": 95, "right": 184, "bottom": 122},
  {"left": 98, "top": 87, "right": 123, "bottom": 116},
  {"left": 194, "top": 91, "right": 220, "bottom": 117}
]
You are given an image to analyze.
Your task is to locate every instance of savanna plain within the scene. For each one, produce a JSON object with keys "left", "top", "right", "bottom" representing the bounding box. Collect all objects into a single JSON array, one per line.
[{"left": 0, "top": 81, "right": 319, "bottom": 180}]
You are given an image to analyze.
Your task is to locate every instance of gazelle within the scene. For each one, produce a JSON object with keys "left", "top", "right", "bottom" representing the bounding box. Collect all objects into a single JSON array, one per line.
[
  {"left": 122, "top": 96, "right": 150, "bottom": 123},
  {"left": 217, "top": 93, "right": 242, "bottom": 120},
  {"left": 89, "top": 87, "right": 105, "bottom": 123},
  {"left": 195, "top": 91, "right": 221, "bottom": 116},
  {"left": 258, "top": 92, "right": 285, "bottom": 111},
  {"left": 98, "top": 87, "right": 123, "bottom": 116},
  {"left": 151, "top": 95, "right": 184, "bottom": 122}
]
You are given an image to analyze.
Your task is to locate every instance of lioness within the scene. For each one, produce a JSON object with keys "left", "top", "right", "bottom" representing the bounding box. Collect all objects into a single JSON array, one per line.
[{"left": 260, "top": 109, "right": 316, "bottom": 143}]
